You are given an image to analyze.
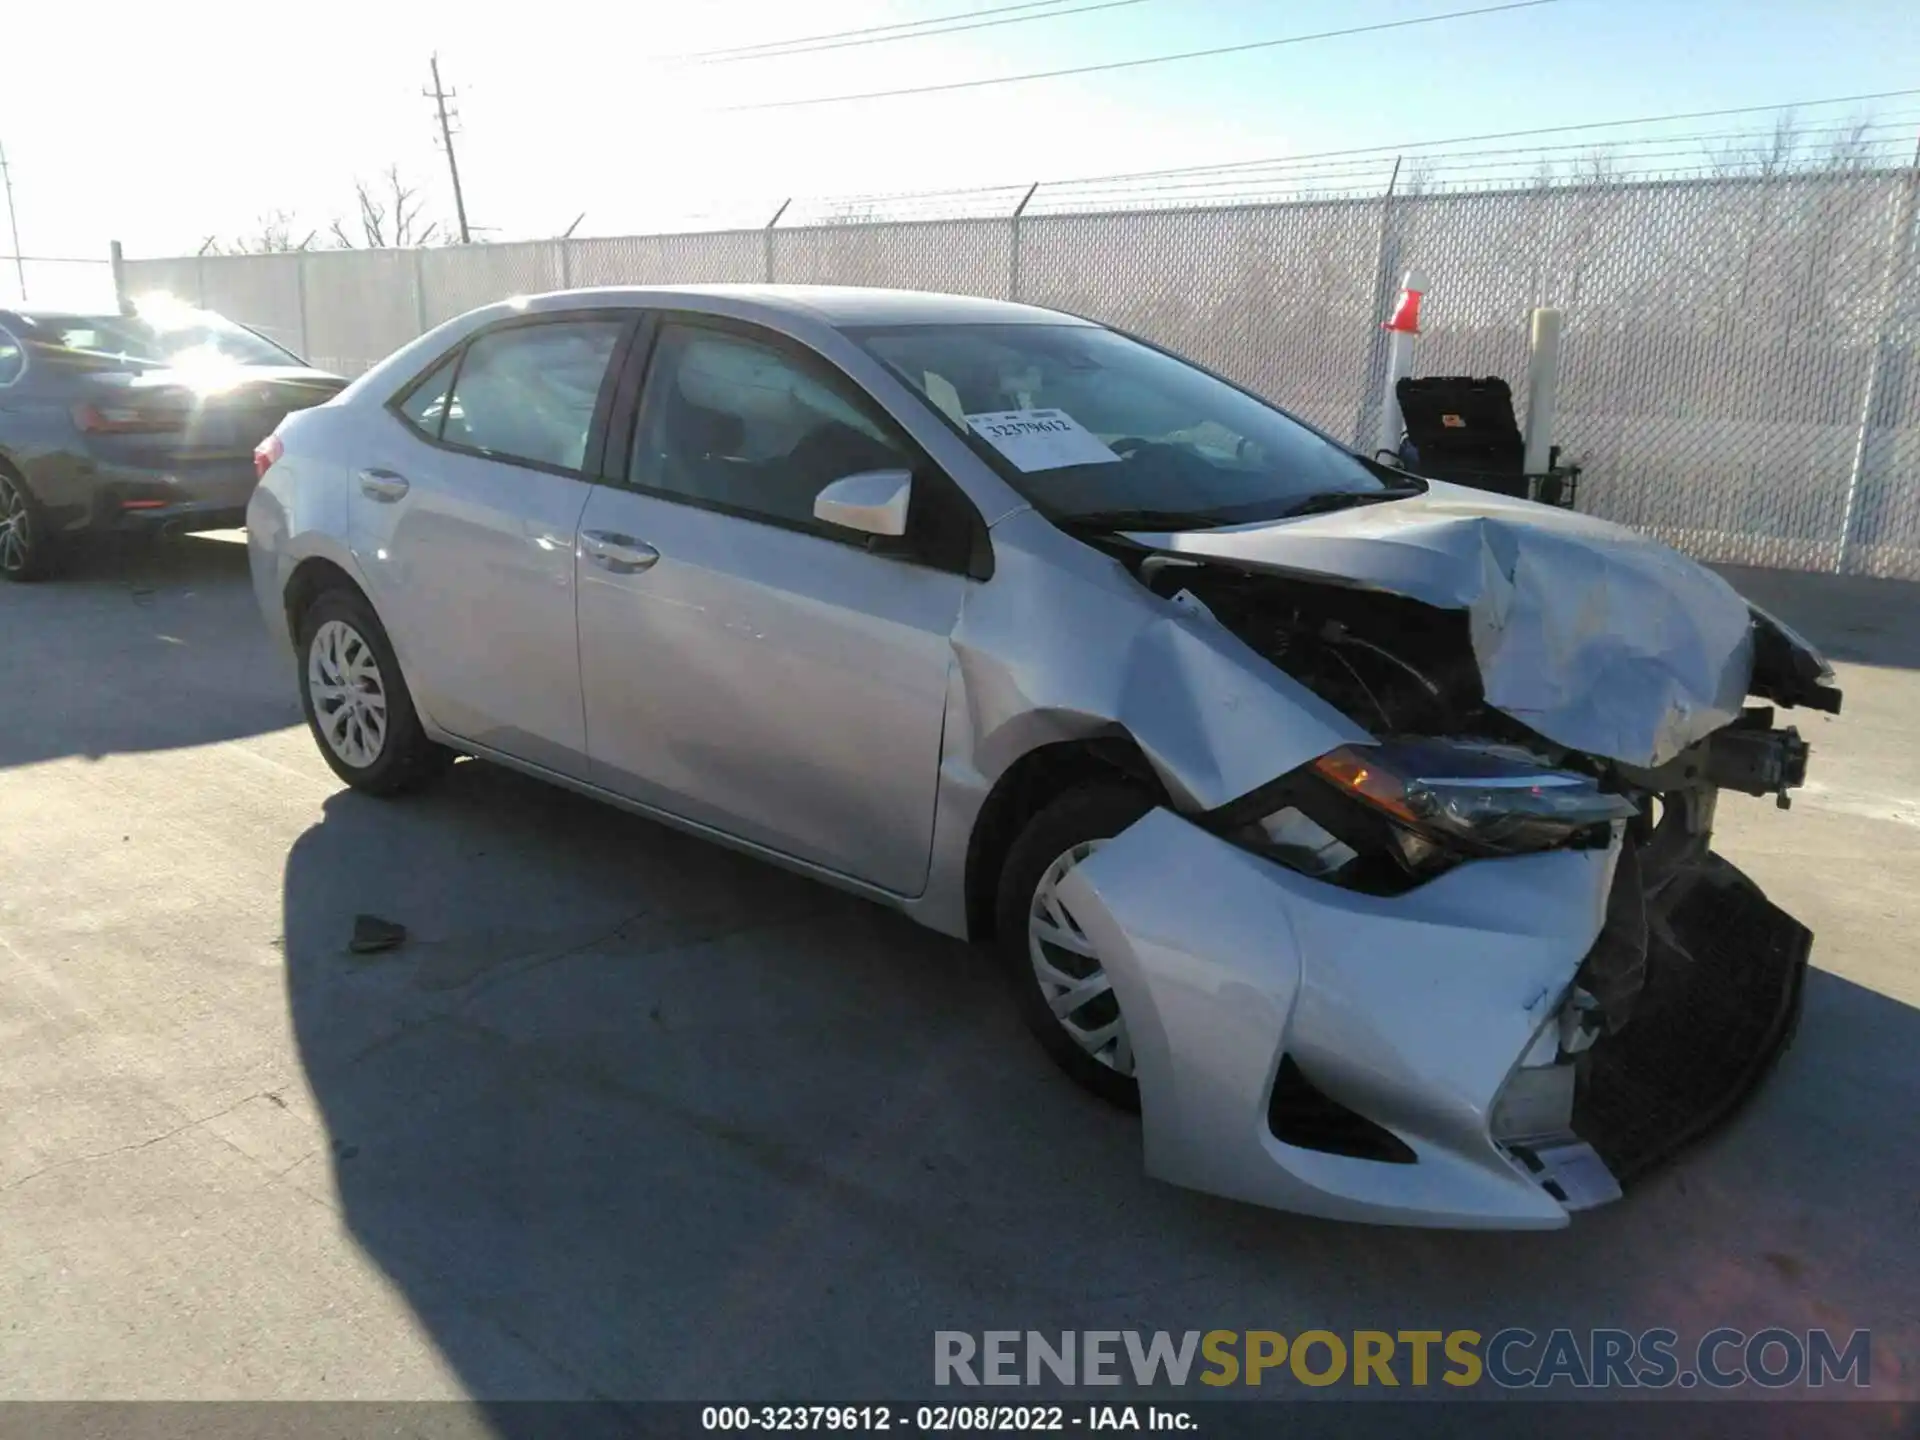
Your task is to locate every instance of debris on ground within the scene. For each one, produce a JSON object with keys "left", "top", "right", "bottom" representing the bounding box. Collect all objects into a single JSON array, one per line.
[{"left": 348, "top": 914, "right": 409, "bottom": 955}]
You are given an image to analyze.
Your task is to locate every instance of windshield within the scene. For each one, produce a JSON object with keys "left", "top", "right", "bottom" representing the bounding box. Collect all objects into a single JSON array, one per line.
[
  {"left": 853, "top": 322, "right": 1393, "bottom": 527},
  {"left": 16, "top": 308, "right": 300, "bottom": 369}
]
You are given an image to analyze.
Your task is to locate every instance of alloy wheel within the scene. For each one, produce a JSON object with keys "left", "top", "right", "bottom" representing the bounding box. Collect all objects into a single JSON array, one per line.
[
  {"left": 307, "top": 619, "right": 389, "bottom": 768},
  {"left": 0, "top": 475, "right": 31, "bottom": 575},
  {"left": 1028, "top": 839, "right": 1135, "bottom": 1076}
]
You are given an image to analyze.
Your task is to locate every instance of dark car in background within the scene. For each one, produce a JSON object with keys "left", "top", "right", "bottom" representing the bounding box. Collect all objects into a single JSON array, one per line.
[{"left": 0, "top": 300, "right": 345, "bottom": 580}]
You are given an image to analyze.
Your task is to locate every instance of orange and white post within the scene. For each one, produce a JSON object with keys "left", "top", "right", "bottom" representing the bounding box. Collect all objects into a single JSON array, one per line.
[{"left": 1377, "top": 266, "right": 1425, "bottom": 460}]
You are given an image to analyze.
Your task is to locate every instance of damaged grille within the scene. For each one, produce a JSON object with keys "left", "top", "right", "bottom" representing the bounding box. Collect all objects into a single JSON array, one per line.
[{"left": 1573, "top": 855, "right": 1810, "bottom": 1184}]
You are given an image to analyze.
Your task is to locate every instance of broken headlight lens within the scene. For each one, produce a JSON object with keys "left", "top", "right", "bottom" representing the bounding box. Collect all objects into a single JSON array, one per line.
[{"left": 1311, "top": 739, "right": 1638, "bottom": 859}]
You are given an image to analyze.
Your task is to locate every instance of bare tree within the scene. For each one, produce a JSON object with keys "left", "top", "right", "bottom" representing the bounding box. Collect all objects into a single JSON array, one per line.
[
  {"left": 1397, "top": 157, "right": 1436, "bottom": 197},
  {"left": 330, "top": 166, "right": 439, "bottom": 249},
  {"left": 1709, "top": 110, "right": 1802, "bottom": 178},
  {"left": 1702, "top": 110, "right": 1882, "bottom": 179},
  {"left": 1571, "top": 148, "right": 1619, "bottom": 186},
  {"left": 209, "top": 209, "right": 317, "bottom": 255},
  {"left": 1817, "top": 115, "right": 1877, "bottom": 172}
]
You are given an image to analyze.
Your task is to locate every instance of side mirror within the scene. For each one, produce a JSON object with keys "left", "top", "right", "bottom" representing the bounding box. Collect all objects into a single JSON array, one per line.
[{"left": 813, "top": 469, "right": 912, "bottom": 538}]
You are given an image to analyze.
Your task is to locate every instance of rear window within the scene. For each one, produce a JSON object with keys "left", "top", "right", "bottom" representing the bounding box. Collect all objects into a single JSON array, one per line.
[
  {"left": 14, "top": 308, "right": 299, "bottom": 369},
  {"left": 0, "top": 325, "right": 23, "bottom": 386}
]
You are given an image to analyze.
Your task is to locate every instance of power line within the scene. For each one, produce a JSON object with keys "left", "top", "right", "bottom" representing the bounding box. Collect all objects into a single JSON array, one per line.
[
  {"left": 1046, "top": 86, "right": 1920, "bottom": 187},
  {"left": 673, "top": 0, "right": 1082, "bottom": 61},
  {"left": 762, "top": 110, "right": 1920, "bottom": 222},
  {"left": 684, "top": 0, "right": 1152, "bottom": 64},
  {"left": 1040, "top": 117, "right": 1920, "bottom": 199},
  {"left": 721, "top": 0, "right": 1560, "bottom": 112},
  {"left": 763, "top": 92, "right": 1920, "bottom": 207}
]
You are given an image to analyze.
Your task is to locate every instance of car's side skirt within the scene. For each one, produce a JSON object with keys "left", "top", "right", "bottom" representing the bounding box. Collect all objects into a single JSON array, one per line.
[{"left": 442, "top": 735, "right": 930, "bottom": 914}]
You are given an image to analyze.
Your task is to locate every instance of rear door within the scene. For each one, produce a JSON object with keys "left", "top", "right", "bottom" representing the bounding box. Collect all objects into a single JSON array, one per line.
[
  {"left": 353, "top": 311, "right": 635, "bottom": 776},
  {"left": 573, "top": 315, "right": 978, "bottom": 894}
]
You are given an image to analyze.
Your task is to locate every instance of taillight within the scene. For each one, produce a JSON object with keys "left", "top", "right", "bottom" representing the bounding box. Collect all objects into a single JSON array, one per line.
[
  {"left": 254, "top": 433, "right": 284, "bottom": 481},
  {"left": 71, "top": 402, "right": 187, "bottom": 434}
]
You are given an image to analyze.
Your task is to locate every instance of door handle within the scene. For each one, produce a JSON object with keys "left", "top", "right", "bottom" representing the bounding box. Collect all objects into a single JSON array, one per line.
[
  {"left": 580, "top": 529, "right": 660, "bottom": 574},
  {"left": 357, "top": 468, "right": 410, "bottom": 502}
]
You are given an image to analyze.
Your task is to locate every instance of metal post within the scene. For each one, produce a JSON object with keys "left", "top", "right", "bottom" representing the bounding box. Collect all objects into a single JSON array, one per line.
[
  {"left": 558, "top": 237, "right": 572, "bottom": 291},
  {"left": 1, "top": 139, "right": 26, "bottom": 302},
  {"left": 764, "top": 198, "right": 790, "bottom": 282},
  {"left": 413, "top": 247, "right": 430, "bottom": 337},
  {"left": 1836, "top": 149, "right": 1920, "bottom": 575},
  {"left": 294, "top": 250, "right": 311, "bottom": 361},
  {"left": 1521, "top": 307, "right": 1564, "bottom": 475},
  {"left": 110, "top": 240, "right": 129, "bottom": 314},
  {"left": 1009, "top": 181, "right": 1039, "bottom": 302},
  {"left": 1353, "top": 157, "right": 1404, "bottom": 448}
]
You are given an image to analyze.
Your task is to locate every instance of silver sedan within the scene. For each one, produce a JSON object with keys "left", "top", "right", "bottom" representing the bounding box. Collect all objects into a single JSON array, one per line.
[{"left": 248, "top": 285, "right": 1841, "bottom": 1228}]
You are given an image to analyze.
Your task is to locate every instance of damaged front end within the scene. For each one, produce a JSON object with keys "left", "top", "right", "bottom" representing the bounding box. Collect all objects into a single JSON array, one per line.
[{"left": 1056, "top": 503, "right": 1839, "bottom": 1225}]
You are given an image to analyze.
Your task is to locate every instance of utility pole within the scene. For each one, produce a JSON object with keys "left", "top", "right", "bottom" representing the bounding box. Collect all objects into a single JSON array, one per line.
[
  {"left": 1, "top": 139, "right": 26, "bottom": 301},
  {"left": 426, "top": 55, "right": 472, "bottom": 244}
]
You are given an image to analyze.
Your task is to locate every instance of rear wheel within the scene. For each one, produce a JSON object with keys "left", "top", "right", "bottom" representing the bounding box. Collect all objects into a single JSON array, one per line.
[
  {"left": 295, "top": 587, "right": 453, "bottom": 795},
  {"left": 0, "top": 468, "right": 60, "bottom": 582},
  {"left": 996, "top": 783, "right": 1155, "bottom": 1110}
]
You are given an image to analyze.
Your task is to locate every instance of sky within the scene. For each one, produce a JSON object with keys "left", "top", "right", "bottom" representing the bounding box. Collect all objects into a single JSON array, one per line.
[{"left": 3, "top": 0, "right": 1919, "bottom": 305}]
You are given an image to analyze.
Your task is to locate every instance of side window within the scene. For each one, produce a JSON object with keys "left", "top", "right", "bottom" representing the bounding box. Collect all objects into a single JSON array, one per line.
[
  {"left": 0, "top": 325, "right": 24, "bottom": 387},
  {"left": 395, "top": 351, "right": 461, "bottom": 439},
  {"left": 441, "top": 318, "right": 625, "bottom": 472},
  {"left": 629, "top": 323, "right": 912, "bottom": 531}
]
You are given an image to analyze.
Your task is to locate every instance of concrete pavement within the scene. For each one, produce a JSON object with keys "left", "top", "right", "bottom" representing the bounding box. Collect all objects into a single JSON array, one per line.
[{"left": 1, "top": 534, "right": 1915, "bottom": 1404}]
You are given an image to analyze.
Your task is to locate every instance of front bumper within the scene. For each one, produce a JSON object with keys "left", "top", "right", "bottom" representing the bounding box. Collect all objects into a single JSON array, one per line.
[{"left": 1056, "top": 811, "right": 1807, "bottom": 1229}]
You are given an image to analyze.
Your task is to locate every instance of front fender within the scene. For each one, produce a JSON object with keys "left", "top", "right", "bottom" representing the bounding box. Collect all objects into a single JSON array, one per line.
[{"left": 955, "top": 511, "right": 1369, "bottom": 812}]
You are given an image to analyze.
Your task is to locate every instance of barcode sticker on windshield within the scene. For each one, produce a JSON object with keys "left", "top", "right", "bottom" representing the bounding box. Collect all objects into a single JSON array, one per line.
[{"left": 964, "top": 409, "right": 1120, "bottom": 472}]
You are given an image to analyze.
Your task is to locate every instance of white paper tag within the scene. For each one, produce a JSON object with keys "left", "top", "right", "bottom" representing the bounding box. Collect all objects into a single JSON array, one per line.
[{"left": 964, "top": 408, "right": 1120, "bottom": 472}]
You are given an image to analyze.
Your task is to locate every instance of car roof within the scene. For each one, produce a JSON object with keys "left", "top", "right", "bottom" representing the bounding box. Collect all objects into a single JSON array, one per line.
[
  {"left": 9, "top": 308, "right": 127, "bottom": 321},
  {"left": 519, "top": 284, "right": 1093, "bottom": 329}
]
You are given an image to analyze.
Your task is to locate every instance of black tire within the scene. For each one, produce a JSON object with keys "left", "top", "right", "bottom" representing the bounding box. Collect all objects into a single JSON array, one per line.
[
  {"left": 995, "top": 782, "right": 1156, "bottom": 1111},
  {"left": 0, "top": 466, "right": 62, "bottom": 582},
  {"left": 294, "top": 585, "right": 454, "bottom": 795}
]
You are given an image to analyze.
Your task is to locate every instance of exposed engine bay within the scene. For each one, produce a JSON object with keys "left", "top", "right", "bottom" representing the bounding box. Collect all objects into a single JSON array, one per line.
[{"left": 1124, "top": 551, "right": 1837, "bottom": 889}]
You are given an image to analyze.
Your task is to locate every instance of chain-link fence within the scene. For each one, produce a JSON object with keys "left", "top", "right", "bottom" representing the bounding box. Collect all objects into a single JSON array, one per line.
[{"left": 122, "top": 164, "right": 1920, "bottom": 579}]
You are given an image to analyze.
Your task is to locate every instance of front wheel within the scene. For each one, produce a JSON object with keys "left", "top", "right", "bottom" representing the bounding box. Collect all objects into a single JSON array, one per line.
[
  {"left": 995, "top": 783, "right": 1155, "bottom": 1110},
  {"left": 295, "top": 587, "right": 453, "bottom": 795}
]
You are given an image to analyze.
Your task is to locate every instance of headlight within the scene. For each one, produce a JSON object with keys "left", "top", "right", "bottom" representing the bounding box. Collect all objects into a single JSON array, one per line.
[
  {"left": 1313, "top": 740, "right": 1638, "bottom": 854},
  {"left": 1229, "top": 739, "right": 1638, "bottom": 886}
]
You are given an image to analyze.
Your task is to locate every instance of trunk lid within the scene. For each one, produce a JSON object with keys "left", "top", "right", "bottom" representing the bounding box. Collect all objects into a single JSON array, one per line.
[{"left": 75, "top": 366, "right": 348, "bottom": 465}]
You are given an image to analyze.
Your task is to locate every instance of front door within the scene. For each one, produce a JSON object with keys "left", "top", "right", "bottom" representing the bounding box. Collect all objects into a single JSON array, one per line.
[{"left": 575, "top": 318, "right": 969, "bottom": 894}]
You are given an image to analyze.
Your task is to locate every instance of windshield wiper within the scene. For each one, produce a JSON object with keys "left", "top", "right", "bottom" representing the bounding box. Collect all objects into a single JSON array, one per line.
[
  {"left": 1281, "top": 482, "right": 1424, "bottom": 518},
  {"left": 1051, "top": 507, "right": 1238, "bottom": 534}
]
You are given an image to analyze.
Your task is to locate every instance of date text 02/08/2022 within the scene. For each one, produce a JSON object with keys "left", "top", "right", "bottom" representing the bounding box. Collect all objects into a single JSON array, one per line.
[{"left": 700, "top": 1404, "right": 1192, "bottom": 1432}]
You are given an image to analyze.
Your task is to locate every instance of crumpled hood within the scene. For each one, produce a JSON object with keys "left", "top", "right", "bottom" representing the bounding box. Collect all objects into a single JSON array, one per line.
[{"left": 1127, "top": 481, "right": 1756, "bottom": 768}]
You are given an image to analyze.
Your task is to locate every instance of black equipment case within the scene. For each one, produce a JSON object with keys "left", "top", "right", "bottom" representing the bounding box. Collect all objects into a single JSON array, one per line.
[{"left": 1392, "top": 375, "right": 1579, "bottom": 508}]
